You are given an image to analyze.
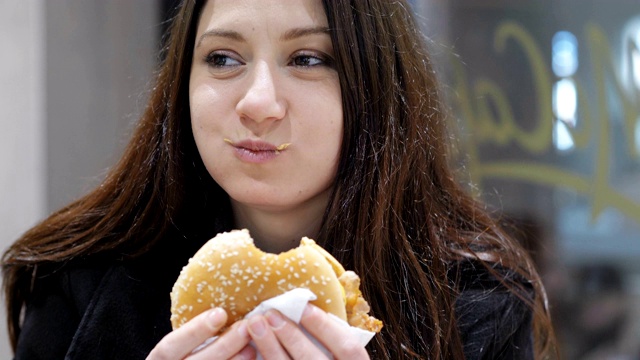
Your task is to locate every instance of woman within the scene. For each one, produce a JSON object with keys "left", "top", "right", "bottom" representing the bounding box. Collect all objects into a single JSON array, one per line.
[{"left": 2, "top": 0, "right": 554, "bottom": 359}]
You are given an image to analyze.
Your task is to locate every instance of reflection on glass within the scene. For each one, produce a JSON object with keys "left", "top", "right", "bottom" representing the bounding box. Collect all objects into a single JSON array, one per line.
[
  {"left": 552, "top": 31, "right": 579, "bottom": 77},
  {"left": 553, "top": 78, "right": 578, "bottom": 126},
  {"left": 635, "top": 118, "right": 640, "bottom": 153},
  {"left": 623, "top": 18, "right": 640, "bottom": 154},
  {"left": 553, "top": 120, "right": 575, "bottom": 151},
  {"left": 621, "top": 16, "right": 640, "bottom": 91},
  {"left": 552, "top": 31, "right": 579, "bottom": 153},
  {"left": 633, "top": 38, "right": 640, "bottom": 90}
]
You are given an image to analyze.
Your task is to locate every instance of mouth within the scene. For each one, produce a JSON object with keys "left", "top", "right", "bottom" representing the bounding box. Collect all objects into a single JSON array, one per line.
[
  {"left": 224, "top": 138, "right": 290, "bottom": 153},
  {"left": 224, "top": 138, "right": 291, "bottom": 164}
]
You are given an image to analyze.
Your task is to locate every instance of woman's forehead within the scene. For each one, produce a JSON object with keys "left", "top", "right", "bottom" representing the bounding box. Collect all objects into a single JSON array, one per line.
[{"left": 196, "top": 0, "right": 328, "bottom": 37}]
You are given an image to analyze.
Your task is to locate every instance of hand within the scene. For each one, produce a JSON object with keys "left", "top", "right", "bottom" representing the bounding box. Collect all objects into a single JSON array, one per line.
[
  {"left": 147, "top": 308, "right": 257, "bottom": 360},
  {"left": 247, "top": 304, "right": 370, "bottom": 360}
]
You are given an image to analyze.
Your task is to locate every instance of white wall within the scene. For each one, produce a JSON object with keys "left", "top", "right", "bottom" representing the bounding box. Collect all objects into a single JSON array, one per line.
[
  {"left": 1, "top": 1, "right": 158, "bottom": 357},
  {"left": 0, "top": 1, "right": 46, "bottom": 358},
  {"left": 45, "top": 0, "right": 160, "bottom": 212}
]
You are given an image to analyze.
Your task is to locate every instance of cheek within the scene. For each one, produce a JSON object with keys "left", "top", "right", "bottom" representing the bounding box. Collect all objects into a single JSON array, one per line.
[
  {"left": 189, "top": 88, "right": 206, "bottom": 132},
  {"left": 303, "top": 90, "right": 343, "bottom": 139},
  {"left": 189, "top": 90, "right": 222, "bottom": 164},
  {"left": 190, "top": 86, "right": 226, "bottom": 138},
  {"left": 325, "top": 107, "right": 344, "bottom": 150},
  {"left": 321, "top": 104, "right": 344, "bottom": 165}
]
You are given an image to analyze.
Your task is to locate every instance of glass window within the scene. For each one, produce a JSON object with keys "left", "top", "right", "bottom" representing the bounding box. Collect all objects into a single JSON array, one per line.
[{"left": 417, "top": 1, "right": 640, "bottom": 358}]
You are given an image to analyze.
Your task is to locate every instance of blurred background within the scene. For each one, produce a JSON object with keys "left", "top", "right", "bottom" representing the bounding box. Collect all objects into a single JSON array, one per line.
[{"left": 1, "top": 0, "right": 639, "bottom": 359}]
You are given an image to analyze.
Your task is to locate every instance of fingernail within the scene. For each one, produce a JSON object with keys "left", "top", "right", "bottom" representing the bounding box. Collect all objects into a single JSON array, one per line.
[
  {"left": 302, "top": 304, "right": 315, "bottom": 317},
  {"left": 236, "top": 320, "right": 248, "bottom": 336},
  {"left": 248, "top": 316, "right": 266, "bottom": 337},
  {"left": 208, "top": 308, "right": 225, "bottom": 326},
  {"left": 266, "top": 310, "right": 285, "bottom": 329}
]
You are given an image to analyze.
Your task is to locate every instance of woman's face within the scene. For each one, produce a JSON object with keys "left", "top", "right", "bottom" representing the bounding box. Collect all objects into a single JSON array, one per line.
[{"left": 189, "top": 0, "right": 343, "bottom": 214}]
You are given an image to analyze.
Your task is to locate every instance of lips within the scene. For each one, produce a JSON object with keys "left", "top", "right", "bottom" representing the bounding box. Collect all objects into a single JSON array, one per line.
[
  {"left": 231, "top": 139, "right": 276, "bottom": 151},
  {"left": 224, "top": 138, "right": 290, "bottom": 164}
]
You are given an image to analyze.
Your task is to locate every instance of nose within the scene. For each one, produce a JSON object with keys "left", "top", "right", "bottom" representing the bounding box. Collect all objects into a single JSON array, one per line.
[{"left": 236, "top": 61, "right": 286, "bottom": 127}]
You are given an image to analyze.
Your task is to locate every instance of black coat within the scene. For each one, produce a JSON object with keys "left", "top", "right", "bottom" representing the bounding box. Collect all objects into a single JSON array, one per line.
[{"left": 13, "top": 249, "right": 533, "bottom": 359}]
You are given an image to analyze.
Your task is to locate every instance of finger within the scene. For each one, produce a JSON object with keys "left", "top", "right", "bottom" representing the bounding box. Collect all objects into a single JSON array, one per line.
[
  {"left": 189, "top": 320, "right": 253, "bottom": 360},
  {"left": 229, "top": 345, "right": 257, "bottom": 360},
  {"left": 147, "top": 308, "right": 227, "bottom": 360},
  {"left": 300, "top": 305, "right": 369, "bottom": 360},
  {"left": 265, "top": 310, "right": 329, "bottom": 360},
  {"left": 248, "top": 315, "right": 291, "bottom": 360}
]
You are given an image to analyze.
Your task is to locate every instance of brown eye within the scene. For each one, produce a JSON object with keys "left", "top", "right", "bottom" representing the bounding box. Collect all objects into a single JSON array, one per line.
[
  {"left": 290, "top": 51, "right": 331, "bottom": 68},
  {"left": 205, "top": 52, "right": 242, "bottom": 67},
  {"left": 293, "top": 55, "right": 324, "bottom": 66}
]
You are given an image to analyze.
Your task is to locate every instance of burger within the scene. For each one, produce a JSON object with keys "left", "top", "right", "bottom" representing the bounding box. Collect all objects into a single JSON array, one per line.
[{"left": 170, "top": 229, "right": 383, "bottom": 333}]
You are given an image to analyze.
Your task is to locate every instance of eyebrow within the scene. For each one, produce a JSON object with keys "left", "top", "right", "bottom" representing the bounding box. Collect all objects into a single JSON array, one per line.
[
  {"left": 196, "top": 29, "right": 244, "bottom": 48},
  {"left": 196, "top": 26, "right": 330, "bottom": 48},
  {"left": 280, "top": 26, "right": 331, "bottom": 41}
]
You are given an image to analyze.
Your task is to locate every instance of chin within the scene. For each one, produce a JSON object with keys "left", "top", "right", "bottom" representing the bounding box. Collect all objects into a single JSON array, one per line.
[{"left": 227, "top": 185, "right": 332, "bottom": 213}]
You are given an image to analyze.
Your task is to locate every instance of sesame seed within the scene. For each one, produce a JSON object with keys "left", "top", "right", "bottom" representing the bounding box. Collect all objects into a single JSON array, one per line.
[{"left": 196, "top": 281, "right": 207, "bottom": 293}]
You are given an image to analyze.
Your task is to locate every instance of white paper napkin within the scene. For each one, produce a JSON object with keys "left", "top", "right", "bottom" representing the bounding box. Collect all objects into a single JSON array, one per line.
[{"left": 192, "top": 288, "right": 376, "bottom": 358}]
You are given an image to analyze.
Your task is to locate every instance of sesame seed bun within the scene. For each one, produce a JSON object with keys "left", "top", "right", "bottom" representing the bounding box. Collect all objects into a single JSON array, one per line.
[{"left": 170, "top": 229, "right": 353, "bottom": 329}]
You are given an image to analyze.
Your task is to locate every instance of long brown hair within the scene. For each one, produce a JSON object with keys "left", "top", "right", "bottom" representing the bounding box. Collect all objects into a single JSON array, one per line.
[
  {"left": 3, "top": 0, "right": 554, "bottom": 357},
  {"left": 319, "top": 1, "right": 554, "bottom": 357}
]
